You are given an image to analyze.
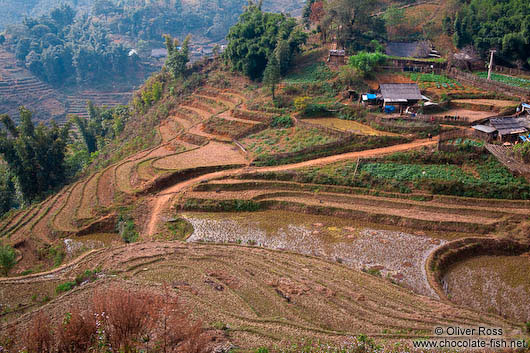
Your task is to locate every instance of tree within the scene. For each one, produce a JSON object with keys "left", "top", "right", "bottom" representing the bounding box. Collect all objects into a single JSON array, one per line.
[
  {"left": 310, "top": 1, "right": 325, "bottom": 24},
  {"left": 348, "top": 51, "right": 387, "bottom": 77},
  {"left": 321, "top": 0, "right": 384, "bottom": 51},
  {"left": 382, "top": 5, "right": 405, "bottom": 41},
  {"left": 50, "top": 4, "right": 76, "bottom": 29},
  {"left": 0, "top": 242, "right": 16, "bottom": 276},
  {"left": 164, "top": 34, "right": 191, "bottom": 78},
  {"left": 263, "top": 55, "right": 281, "bottom": 100},
  {"left": 0, "top": 108, "right": 70, "bottom": 202},
  {"left": 225, "top": 1, "right": 306, "bottom": 80},
  {"left": 275, "top": 39, "right": 290, "bottom": 76},
  {"left": 453, "top": 0, "right": 530, "bottom": 67}
]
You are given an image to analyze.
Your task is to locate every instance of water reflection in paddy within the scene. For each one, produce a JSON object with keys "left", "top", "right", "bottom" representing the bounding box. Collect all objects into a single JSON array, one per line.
[
  {"left": 182, "top": 211, "right": 445, "bottom": 297},
  {"left": 444, "top": 255, "right": 530, "bottom": 322}
]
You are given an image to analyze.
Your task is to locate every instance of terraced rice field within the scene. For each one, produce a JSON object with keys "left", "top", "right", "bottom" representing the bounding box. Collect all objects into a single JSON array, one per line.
[
  {"left": 1, "top": 242, "right": 523, "bottom": 351},
  {"left": 304, "top": 118, "right": 395, "bottom": 136},
  {"left": 77, "top": 173, "right": 100, "bottom": 220},
  {"left": 241, "top": 127, "right": 340, "bottom": 156},
  {"left": 183, "top": 211, "right": 445, "bottom": 296},
  {"left": 184, "top": 177, "right": 528, "bottom": 234},
  {"left": 444, "top": 255, "right": 530, "bottom": 322},
  {"left": 152, "top": 141, "right": 247, "bottom": 170}
]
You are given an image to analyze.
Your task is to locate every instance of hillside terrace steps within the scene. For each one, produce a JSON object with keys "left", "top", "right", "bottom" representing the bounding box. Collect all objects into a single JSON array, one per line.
[{"left": 202, "top": 178, "right": 530, "bottom": 214}]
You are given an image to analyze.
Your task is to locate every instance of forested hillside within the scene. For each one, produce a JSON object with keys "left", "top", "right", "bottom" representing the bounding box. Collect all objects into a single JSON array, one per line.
[{"left": 449, "top": 0, "right": 530, "bottom": 68}]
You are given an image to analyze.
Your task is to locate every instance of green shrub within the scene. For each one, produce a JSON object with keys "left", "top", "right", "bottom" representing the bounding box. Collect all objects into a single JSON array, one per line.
[
  {"left": 271, "top": 116, "right": 293, "bottom": 128},
  {"left": 513, "top": 142, "right": 530, "bottom": 163},
  {"left": 56, "top": 281, "right": 76, "bottom": 294},
  {"left": 0, "top": 242, "right": 16, "bottom": 276},
  {"left": 348, "top": 52, "right": 387, "bottom": 77}
]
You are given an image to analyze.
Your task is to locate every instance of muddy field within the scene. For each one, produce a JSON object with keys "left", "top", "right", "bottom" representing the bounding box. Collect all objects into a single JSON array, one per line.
[
  {"left": 182, "top": 211, "right": 445, "bottom": 297},
  {"left": 443, "top": 255, "right": 530, "bottom": 322}
]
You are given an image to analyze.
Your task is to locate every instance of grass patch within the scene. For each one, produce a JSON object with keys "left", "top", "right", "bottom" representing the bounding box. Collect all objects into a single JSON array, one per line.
[
  {"left": 163, "top": 217, "right": 194, "bottom": 240},
  {"left": 242, "top": 127, "right": 339, "bottom": 156},
  {"left": 254, "top": 149, "right": 530, "bottom": 199},
  {"left": 283, "top": 63, "right": 336, "bottom": 84}
]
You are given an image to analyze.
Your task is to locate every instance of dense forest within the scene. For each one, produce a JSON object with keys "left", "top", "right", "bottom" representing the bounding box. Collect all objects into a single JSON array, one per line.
[
  {"left": 450, "top": 0, "right": 530, "bottom": 68},
  {"left": 3, "top": 4, "right": 135, "bottom": 86}
]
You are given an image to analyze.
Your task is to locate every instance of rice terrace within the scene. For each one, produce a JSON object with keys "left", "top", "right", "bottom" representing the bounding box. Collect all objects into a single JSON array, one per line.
[{"left": 0, "top": 0, "right": 529, "bottom": 352}]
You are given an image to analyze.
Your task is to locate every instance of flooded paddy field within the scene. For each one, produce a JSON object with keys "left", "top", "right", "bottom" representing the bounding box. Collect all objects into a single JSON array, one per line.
[
  {"left": 182, "top": 210, "right": 446, "bottom": 297},
  {"left": 64, "top": 233, "right": 121, "bottom": 259},
  {"left": 444, "top": 255, "right": 530, "bottom": 322}
]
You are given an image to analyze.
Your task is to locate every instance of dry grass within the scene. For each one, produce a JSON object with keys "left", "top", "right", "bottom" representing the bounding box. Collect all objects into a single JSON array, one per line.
[
  {"left": 304, "top": 118, "right": 395, "bottom": 136},
  {"left": 53, "top": 181, "right": 84, "bottom": 232},
  {"left": 153, "top": 141, "right": 246, "bottom": 170},
  {"left": 77, "top": 173, "right": 100, "bottom": 220}
]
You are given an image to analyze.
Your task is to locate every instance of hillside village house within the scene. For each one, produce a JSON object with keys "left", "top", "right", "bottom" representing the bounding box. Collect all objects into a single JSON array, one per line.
[
  {"left": 385, "top": 41, "right": 440, "bottom": 59},
  {"left": 327, "top": 49, "right": 346, "bottom": 66},
  {"left": 472, "top": 117, "right": 528, "bottom": 143},
  {"left": 379, "top": 83, "right": 423, "bottom": 114}
]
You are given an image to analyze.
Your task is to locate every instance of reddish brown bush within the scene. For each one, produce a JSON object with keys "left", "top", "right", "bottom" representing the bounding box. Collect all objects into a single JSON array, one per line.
[
  {"left": 15, "top": 284, "right": 214, "bottom": 353},
  {"left": 24, "top": 312, "right": 55, "bottom": 353},
  {"left": 93, "top": 287, "right": 156, "bottom": 352},
  {"left": 154, "top": 288, "right": 210, "bottom": 353},
  {"left": 56, "top": 308, "right": 97, "bottom": 353}
]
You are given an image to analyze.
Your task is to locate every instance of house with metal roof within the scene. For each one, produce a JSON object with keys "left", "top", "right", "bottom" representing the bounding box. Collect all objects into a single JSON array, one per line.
[
  {"left": 379, "top": 83, "right": 423, "bottom": 113},
  {"left": 385, "top": 41, "right": 440, "bottom": 59},
  {"left": 327, "top": 49, "right": 346, "bottom": 66},
  {"left": 477, "top": 117, "right": 529, "bottom": 143}
]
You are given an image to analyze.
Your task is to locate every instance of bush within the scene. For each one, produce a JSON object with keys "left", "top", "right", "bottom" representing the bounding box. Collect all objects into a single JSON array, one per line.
[
  {"left": 0, "top": 242, "right": 16, "bottom": 276},
  {"left": 116, "top": 214, "right": 139, "bottom": 243},
  {"left": 513, "top": 142, "right": 530, "bottom": 163},
  {"left": 56, "top": 281, "right": 76, "bottom": 294},
  {"left": 24, "top": 312, "right": 54, "bottom": 353},
  {"left": 18, "top": 286, "right": 210, "bottom": 352},
  {"left": 348, "top": 52, "right": 387, "bottom": 77},
  {"left": 271, "top": 116, "right": 293, "bottom": 128}
]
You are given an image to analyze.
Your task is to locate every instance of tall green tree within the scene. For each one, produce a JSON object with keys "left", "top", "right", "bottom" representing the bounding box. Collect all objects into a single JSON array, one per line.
[
  {"left": 320, "top": 0, "right": 385, "bottom": 51},
  {"left": 453, "top": 0, "right": 530, "bottom": 67},
  {"left": 0, "top": 107, "right": 70, "bottom": 202},
  {"left": 224, "top": 1, "right": 307, "bottom": 80},
  {"left": 263, "top": 54, "right": 281, "bottom": 99},
  {"left": 164, "top": 34, "right": 191, "bottom": 78}
]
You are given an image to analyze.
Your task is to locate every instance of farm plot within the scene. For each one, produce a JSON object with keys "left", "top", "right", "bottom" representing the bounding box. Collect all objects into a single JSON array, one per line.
[
  {"left": 284, "top": 151, "right": 530, "bottom": 200},
  {"left": 53, "top": 181, "right": 84, "bottom": 232},
  {"left": 115, "top": 160, "right": 138, "bottom": 194},
  {"left": 203, "top": 114, "right": 261, "bottom": 139},
  {"left": 77, "top": 173, "right": 100, "bottom": 220},
  {"left": 444, "top": 255, "right": 530, "bottom": 322},
  {"left": 304, "top": 117, "right": 395, "bottom": 136},
  {"left": 97, "top": 166, "right": 116, "bottom": 208},
  {"left": 183, "top": 211, "right": 446, "bottom": 296},
  {"left": 152, "top": 141, "right": 247, "bottom": 170},
  {"left": 241, "top": 127, "right": 340, "bottom": 156},
  {"left": 475, "top": 71, "right": 530, "bottom": 89},
  {"left": 451, "top": 99, "right": 519, "bottom": 112}
]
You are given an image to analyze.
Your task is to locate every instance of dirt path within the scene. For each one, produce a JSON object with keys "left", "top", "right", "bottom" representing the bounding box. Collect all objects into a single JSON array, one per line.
[{"left": 145, "top": 137, "right": 438, "bottom": 235}]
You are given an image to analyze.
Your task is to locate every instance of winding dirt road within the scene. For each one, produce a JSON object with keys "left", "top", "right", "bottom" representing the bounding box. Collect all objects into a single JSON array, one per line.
[{"left": 145, "top": 137, "right": 438, "bottom": 236}]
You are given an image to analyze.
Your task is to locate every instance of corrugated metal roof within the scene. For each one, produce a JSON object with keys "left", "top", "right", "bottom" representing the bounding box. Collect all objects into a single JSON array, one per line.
[
  {"left": 385, "top": 41, "right": 432, "bottom": 58},
  {"left": 380, "top": 83, "right": 422, "bottom": 101},
  {"left": 490, "top": 117, "right": 528, "bottom": 135},
  {"left": 472, "top": 125, "right": 496, "bottom": 134}
]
